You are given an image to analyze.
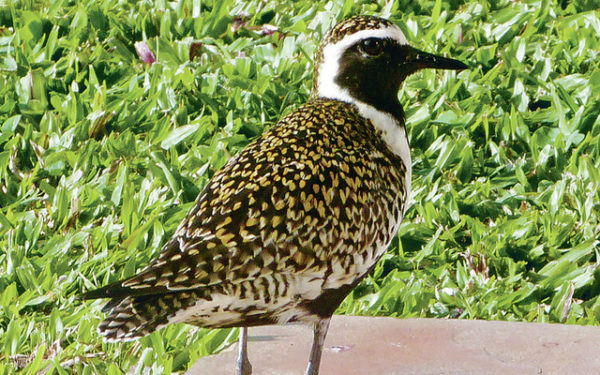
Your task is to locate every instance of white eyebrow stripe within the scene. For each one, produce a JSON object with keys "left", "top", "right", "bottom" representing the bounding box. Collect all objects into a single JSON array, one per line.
[{"left": 330, "top": 26, "right": 409, "bottom": 50}]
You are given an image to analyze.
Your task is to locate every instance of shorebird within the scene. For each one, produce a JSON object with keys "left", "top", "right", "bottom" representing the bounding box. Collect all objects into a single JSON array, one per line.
[{"left": 82, "top": 15, "right": 467, "bottom": 375}]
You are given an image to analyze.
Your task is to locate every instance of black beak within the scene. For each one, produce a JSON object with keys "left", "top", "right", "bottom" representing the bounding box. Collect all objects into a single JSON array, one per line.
[{"left": 406, "top": 46, "right": 468, "bottom": 71}]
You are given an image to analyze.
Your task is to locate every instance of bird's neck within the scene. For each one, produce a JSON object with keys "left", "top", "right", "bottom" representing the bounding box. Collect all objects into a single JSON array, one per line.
[
  {"left": 312, "top": 66, "right": 405, "bottom": 126},
  {"left": 312, "top": 69, "right": 411, "bottom": 197}
]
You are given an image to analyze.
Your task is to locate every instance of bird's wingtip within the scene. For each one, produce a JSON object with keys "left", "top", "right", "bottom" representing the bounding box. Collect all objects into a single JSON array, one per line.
[
  {"left": 79, "top": 285, "right": 111, "bottom": 300},
  {"left": 79, "top": 279, "right": 130, "bottom": 300}
]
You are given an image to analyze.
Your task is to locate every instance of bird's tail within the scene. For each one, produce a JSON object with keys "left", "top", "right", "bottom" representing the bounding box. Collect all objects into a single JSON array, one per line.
[{"left": 98, "top": 291, "right": 200, "bottom": 341}]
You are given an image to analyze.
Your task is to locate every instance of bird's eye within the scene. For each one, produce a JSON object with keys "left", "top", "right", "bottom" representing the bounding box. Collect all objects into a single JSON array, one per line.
[{"left": 358, "top": 38, "right": 384, "bottom": 56}]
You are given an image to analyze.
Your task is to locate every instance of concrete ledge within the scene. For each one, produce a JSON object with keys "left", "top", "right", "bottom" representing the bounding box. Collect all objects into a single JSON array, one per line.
[{"left": 187, "top": 315, "right": 600, "bottom": 375}]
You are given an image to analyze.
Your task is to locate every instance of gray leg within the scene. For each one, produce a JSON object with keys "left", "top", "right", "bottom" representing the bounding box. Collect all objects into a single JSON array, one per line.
[
  {"left": 304, "top": 318, "right": 331, "bottom": 375},
  {"left": 236, "top": 327, "right": 252, "bottom": 375}
]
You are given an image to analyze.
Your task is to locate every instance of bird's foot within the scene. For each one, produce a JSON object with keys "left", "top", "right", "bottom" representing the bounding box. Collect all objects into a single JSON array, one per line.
[{"left": 236, "top": 357, "right": 252, "bottom": 375}]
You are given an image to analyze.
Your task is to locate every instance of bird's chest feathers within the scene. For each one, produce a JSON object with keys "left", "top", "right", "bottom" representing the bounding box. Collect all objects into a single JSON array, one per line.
[{"left": 353, "top": 101, "right": 412, "bottom": 200}]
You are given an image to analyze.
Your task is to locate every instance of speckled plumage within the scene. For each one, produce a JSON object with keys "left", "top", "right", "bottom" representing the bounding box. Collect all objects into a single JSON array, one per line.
[{"left": 89, "top": 97, "right": 407, "bottom": 340}]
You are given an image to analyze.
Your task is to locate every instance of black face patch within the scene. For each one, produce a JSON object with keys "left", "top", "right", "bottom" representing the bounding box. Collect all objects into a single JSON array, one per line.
[{"left": 335, "top": 38, "right": 414, "bottom": 123}]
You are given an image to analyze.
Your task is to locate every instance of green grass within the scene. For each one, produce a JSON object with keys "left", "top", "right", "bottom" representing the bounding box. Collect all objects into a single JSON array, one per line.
[{"left": 1, "top": 0, "right": 599, "bottom": 373}]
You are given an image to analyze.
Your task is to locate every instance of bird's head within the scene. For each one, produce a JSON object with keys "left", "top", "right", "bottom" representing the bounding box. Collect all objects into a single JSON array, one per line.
[{"left": 313, "top": 16, "right": 467, "bottom": 121}]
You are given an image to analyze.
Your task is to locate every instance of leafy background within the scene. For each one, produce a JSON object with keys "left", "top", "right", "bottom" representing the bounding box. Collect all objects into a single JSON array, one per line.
[{"left": 1, "top": 0, "right": 599, "bottom": 373}]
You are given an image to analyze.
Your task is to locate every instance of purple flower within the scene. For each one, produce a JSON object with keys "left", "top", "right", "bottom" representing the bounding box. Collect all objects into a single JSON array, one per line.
[{"left": 135, "top": 41, "right": 156, "bottom": 65}]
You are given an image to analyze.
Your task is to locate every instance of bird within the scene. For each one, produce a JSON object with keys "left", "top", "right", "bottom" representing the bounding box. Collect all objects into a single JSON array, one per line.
[{"left": 81, "top": 15, "right": 467, "bottom": 375}]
